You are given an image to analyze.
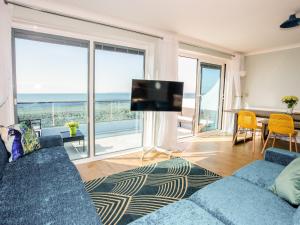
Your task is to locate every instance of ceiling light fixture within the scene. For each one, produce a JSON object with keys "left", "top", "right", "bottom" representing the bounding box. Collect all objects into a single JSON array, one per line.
[{"left": 280, "top": 13, "right": 300, "bottom": 28}]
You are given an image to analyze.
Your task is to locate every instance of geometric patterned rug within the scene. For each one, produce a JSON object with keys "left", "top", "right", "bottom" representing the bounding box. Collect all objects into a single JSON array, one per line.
[{"left": 84, "top": 157, "right": 221, "bottom": 225}]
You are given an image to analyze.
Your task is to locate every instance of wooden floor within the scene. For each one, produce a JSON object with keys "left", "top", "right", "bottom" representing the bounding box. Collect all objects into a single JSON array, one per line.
[{"left": 76, "top": 133, "right": 294, "bottom": 182}]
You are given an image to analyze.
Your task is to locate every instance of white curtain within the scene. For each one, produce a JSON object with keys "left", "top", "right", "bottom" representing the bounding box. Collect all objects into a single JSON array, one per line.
[
  {"left": 232, "top": 55, "right": 243, "bottom": 109},
  {"left": 0, "top": 2, "right": 13, "bottom": 126},
  {"left": 222, "top": 54, "right": 243, "bottom": 133},
  {"left": 155, "top": 37, "right": 179, "bottom": 151}
]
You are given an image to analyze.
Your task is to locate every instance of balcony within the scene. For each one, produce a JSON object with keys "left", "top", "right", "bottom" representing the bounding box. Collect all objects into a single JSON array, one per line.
[
  {"left": 17, "top": 100, "right": 143, "bottom": 160},
  {"left": 177, "top": 106, "right": 220, "bottom": 138}
]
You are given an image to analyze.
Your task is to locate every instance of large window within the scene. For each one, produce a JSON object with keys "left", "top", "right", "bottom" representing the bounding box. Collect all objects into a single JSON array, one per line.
[
  {"left": 14, "top": 29, "right": 89, "bottom": 160},
  {"left": 94, "top": 43, "right": 144, "bottom": 155},
  {"left": 13, "top": 29, "right": 147, "bottom": 160}
]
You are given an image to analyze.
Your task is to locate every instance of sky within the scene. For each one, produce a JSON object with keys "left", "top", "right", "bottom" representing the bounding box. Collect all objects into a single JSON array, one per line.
[
  {"left": 15, "top": 38, "right": 144, "bottom": 94},
  {"left": 95, "top": 49, "right": 144, "bottom": 93},
  {"left": 15, "top": 38, "right": 219, "bottom": 104}
]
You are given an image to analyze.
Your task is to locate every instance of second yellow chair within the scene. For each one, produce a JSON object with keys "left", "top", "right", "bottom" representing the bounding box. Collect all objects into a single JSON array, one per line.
[{"left": 261, "top": 114, "right": 298, "bottom": 154}]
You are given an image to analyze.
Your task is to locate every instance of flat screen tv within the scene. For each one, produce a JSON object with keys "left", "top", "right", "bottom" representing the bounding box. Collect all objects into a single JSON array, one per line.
[{"left": 131, "top": 79, "right": 184, "bottom": 112}]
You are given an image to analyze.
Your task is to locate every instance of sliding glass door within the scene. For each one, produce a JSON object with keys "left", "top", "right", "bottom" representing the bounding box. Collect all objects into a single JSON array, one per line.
[
  {"left": 177, "top": 55, "right": 224, "bottom": 136},
  {"left": 198, "top": 63, "right": 223, "bottom": 132},
  {"left": 13, "top": 29, "right": 89, "bottom": 160},
  {"left": 94, "top": 43, "right": 144, "bottom": 155},
  {"left": 13, "top": 29, "right": 146, "bottom": 160}
]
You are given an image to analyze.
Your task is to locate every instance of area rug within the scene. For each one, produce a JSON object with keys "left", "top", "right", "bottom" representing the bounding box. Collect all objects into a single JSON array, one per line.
[{"left": 84, "top": 157, "right": 221, "bottom": 225}]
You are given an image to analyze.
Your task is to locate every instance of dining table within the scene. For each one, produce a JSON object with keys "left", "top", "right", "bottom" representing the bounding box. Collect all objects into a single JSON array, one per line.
[{"left": 225, "top": 109, "right": 300, "bottom": 145}]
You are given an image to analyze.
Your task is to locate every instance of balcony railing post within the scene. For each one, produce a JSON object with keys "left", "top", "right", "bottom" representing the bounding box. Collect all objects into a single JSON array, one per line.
[
  {"left": 18, "top": 99, "right": 134, "bottom": 128},
  {"left": 52, "top": 102, "right": 55, "bottom": 126},
  {"left": 110, "top": 102, "right": 113, "bottom": 121}
]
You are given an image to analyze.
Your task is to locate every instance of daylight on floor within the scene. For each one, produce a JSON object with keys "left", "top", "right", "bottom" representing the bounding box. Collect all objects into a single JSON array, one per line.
[{"left": 0, "top": 0, "right": 300, "bottom": 225}]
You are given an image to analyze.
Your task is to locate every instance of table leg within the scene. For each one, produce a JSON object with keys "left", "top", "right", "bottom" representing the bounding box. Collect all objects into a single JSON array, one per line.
[
  {"left": 233, "top": 113, "right": 239, "bottom": 145},
  {"left": 262, "top": 123, "right": 268, "bottom": 140}
]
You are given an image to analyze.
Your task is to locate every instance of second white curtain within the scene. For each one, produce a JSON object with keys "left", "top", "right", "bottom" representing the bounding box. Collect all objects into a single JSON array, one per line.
[
  {"left": 156, "top": 37, "right": 179, "bottom": 151},
  {"left": 222, "top": 54, "right": 243, "bottom": 133}
]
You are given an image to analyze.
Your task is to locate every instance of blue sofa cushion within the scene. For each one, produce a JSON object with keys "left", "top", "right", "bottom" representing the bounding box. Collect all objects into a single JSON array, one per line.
[
  {"left": 294, "top": 207, "right": 300, "bottom": 225},
  {"left": 0, "top": 188, "right": 101, "bottom": 225},
  {"left": 39, "top": 135, "right": 63, "bottom": 149},
  {"left": 0, "top": 144, "right": 101, "bottom": 225},
  {"left": 128, "top": 199, "right": 224, "bottom": 225},
  {"left": 1, "top": 146, "right": 69, "bottom": 178},
  {"left": 234, "top": 160, "right": 285, "bottom": 189},
  {"left": 0, "top": 154, "right": 81, "bottom": 205},
  {"left": 189, "top": 176, "right": 295, "bottom": 225},
  {"left": 265, "top": 147, "right": 300, "bottom": 166}
]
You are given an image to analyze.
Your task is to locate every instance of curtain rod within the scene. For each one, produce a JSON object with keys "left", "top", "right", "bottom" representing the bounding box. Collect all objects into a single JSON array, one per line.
[
  {"left": 4, "top": 0, "right": 164, "bottom": 40},
  {"left": 179, "top": 42, "right": 235, "bottom": 58}
]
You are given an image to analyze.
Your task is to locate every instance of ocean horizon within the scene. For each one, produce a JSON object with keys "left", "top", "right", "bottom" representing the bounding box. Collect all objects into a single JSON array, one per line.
[
  {"left": 17, "top": 93, "right": 195, "bottom": 103},
  {"left": 17, "top": 93, "right": 131, "bottom": 102}
]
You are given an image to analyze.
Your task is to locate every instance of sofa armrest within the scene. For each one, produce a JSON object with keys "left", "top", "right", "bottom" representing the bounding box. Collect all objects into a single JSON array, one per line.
[
  {"left": 264, "top": 147, "right": 300, "bottom": 166},
  {"left": 39, "top": 135, "right": 63, "bottom": 149}
]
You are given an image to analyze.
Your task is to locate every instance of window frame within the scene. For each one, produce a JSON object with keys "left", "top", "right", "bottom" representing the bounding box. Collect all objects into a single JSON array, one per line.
[
  {"left": 12, "top": 28, "right": 91, "bottom": 160},
  {"left": 11, "top": 24, "right": 152, "bottom": 163},
  {"left": 93, "top": 41, "right": 146, "bottom": 156}
]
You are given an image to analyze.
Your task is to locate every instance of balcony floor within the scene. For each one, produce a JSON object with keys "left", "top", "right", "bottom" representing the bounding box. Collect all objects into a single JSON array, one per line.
[
  {"left": 177, "top": 127, "right": 193, "bottom": 138},
  {"left": 42, "top": 122, "right": 192, "bottom": 161},
  {"left": 58, "top": 131, "right": 143, "bottom": 161}
]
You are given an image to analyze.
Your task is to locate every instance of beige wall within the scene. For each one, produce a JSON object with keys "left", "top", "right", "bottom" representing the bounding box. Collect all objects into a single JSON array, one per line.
[{"left": 243, "top": 47, "right": 300, "bottom": 111}]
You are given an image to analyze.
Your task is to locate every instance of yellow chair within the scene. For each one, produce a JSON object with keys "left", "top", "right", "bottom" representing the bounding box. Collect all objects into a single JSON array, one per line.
[
  {"left": 232, "top": 111, "right": 264, "bottom": 152},
  {"left": 261, "top": 114, "right": 298, "bottom": 154}
]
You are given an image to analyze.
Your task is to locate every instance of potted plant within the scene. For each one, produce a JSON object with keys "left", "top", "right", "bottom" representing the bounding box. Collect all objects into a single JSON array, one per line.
[
  {"left": 281, "top": 96, "right": 299, "bottom": 114},
  {"left": 65, "top": 121, "right": 79, "bottom": 136}
]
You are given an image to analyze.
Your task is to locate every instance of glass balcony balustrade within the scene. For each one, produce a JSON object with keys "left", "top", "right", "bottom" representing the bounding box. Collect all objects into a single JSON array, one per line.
[{"left": 17, "top": 100, "right": 143, "bottom": 160}]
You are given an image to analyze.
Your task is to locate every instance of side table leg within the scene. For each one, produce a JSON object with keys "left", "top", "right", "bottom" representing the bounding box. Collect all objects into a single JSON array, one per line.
[{"left": 82, "top": 139, "right": 85, "bottom": 153}]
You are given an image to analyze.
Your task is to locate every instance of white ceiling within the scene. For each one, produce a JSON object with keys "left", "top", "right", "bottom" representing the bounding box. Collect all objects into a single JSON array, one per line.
[{"left": 28, "top": 0, "right": 300, "bottom": 53}]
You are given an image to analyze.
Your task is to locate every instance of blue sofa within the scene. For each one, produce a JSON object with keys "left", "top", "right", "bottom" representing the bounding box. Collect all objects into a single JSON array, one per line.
[
  {"left": 130, "top": 148, "right": 300, "bottom": 225},
  {"left": 0, "top": 135, "right": 102, "bottom": 225}
]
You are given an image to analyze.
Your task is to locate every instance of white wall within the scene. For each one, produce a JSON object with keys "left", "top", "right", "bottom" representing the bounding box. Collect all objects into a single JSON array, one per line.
[
  {"left": 0, "top": 2, "right": 14, "bottom": 126},
  {"left": 243, "top": 47, "right": 300, "bottom": 111}
]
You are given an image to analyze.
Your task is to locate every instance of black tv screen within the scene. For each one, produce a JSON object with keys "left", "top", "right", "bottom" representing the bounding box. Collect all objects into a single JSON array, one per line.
[{"left": 131, "top": 79, "right": 184, "bottom": 112}]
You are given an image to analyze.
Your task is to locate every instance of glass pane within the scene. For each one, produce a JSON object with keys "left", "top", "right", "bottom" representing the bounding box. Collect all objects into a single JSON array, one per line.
[
  {"left": 177, "top": 56, "right": 197, "bottom": 138},
  {"left": 94, "top": 45, "right": 144, "bottom": 155},
  {"left": 199, "top": 64, "right": 221, "bottom": 132},
  {"left": 15, "top": 36, "right": 89, "bottom": 160}
]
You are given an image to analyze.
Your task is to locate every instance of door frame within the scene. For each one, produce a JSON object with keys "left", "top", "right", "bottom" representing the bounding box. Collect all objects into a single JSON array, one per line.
[
  {"left": 178, "top": 51, "right": 227, "bottom": 135},
  {"left": 198, "top": 62, "right": 225, "bottom": 132},
  {"left": 177, "top": 55, "right": 199, "bottom": 138}
]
